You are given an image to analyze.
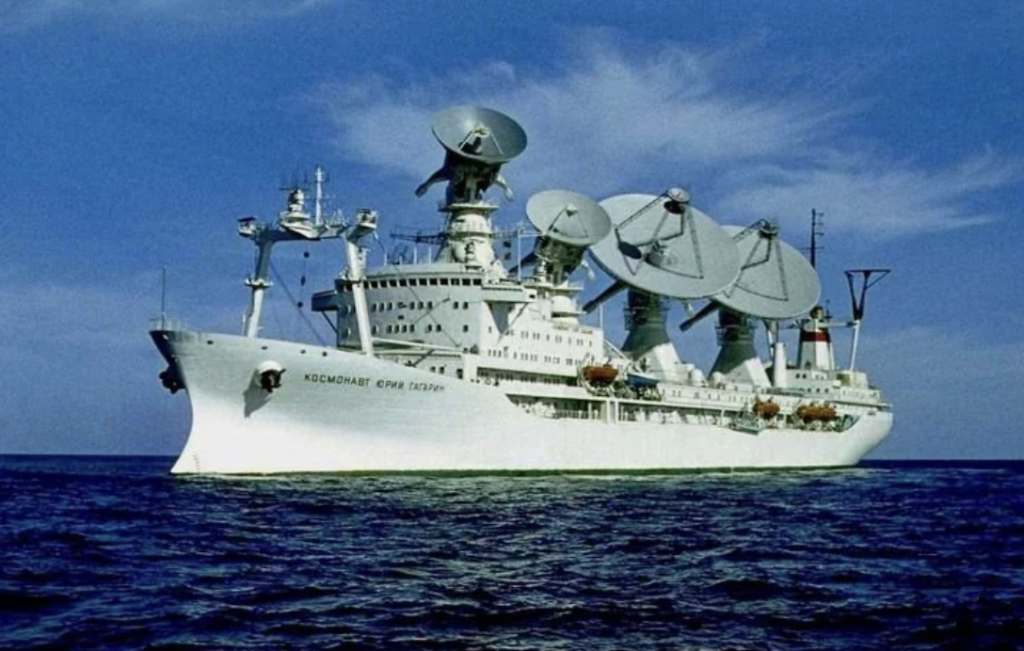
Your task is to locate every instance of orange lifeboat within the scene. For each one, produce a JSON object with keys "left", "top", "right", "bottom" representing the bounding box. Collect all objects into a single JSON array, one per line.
[
  {"left": 583, "top": 365, "right": 618, "bottom": 385},
  {"left": 796, "top": 403, "right": 837, "bottom": 422},
  {"left": 752, "top": 399, "right": 780, "bottom": 419}
]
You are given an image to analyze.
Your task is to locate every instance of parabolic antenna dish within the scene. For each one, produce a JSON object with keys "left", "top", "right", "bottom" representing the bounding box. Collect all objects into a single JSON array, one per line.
[
  {"left": 589, "top": 192, "right": 741, "bottom": 299},
  {"left": 713, "top": 223, "right": 820, "bottom": 319},
  {"left": 526, "top": 190, "right": 612, "bottom": 247},
  {"left": 432, "top": 106, "right": 528, "bottom": 165}
]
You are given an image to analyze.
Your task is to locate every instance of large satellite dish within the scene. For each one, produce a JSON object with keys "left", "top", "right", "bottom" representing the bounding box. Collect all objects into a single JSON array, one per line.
[
  {"left": 432, "top": 106, "right": 528, "bottom": 165},
  {"left": 589, "top": 191, "right": 741, "bottom": 300},
  {"left": 526, "top": 190, "right": 611, "bottom": 247},
  {"left": 713, "top": 222, "right": 820, "bottom": 319}
]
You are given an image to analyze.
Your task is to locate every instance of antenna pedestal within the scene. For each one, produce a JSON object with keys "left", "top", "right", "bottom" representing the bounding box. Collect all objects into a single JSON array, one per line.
[
  {"left": 710, "top": 310, "right": 770, "bottom": 387},
  {"left": 620, "top": 290, "right": 700, "bottom": 384}
]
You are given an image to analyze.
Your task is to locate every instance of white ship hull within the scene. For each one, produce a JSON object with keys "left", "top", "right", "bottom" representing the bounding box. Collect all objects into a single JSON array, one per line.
[{"left": 153, "top": 330, "right": 892, "bottom": 475}]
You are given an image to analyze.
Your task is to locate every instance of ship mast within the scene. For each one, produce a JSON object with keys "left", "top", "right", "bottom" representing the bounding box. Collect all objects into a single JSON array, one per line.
[
  {"left": 844, "top": 268, "right": 890, "bottom": 370},
  {"left": 239, "top": 166, "right": 345, "bottom": 339}
]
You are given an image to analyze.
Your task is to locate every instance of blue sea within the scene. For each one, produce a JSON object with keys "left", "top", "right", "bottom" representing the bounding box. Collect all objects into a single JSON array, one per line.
[{"left": 1, "top": 457, "right": 1022, "bottom": 651}]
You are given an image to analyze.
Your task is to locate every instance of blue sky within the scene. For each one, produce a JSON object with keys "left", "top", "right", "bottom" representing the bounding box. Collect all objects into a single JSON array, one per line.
[{"left": 1, "top": 0, "right": 1022, "bottom": 458}]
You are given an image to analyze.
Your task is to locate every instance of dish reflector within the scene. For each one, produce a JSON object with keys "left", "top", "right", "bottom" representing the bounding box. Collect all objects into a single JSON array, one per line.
[
  {"left": 589, "top": 192, "right": 740, "bottom": 299},
  {"left": 526, "top": 189, "right": 611, "bottom": 247},
  {"left": 713, "top": 222, "right": 820, "bottom": 319},
  {"left": 432, "top": 106, "right": 527, "bottom": 165}
]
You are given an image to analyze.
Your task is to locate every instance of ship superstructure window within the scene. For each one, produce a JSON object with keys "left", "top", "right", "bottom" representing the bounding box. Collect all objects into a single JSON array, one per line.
[
  {"left": 462, "top": 301, "right": 469, "bottom": 309},
  {"left": 426, "top": 324, "right": 433, "bottom": 333},
  {"left": 440, "top": 278, "right": 449, "bottom": 286},
  {"left": 463, "top": 325, "right": 469, "bottom": 333}
]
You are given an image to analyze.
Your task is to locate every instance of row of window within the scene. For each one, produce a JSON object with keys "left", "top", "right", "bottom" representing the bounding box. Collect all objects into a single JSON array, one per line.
[
  {"left": 511, "top": 331, "right": 591, "bottom": 346},
  {"left": 366, "top": 300, "right": 472, "bottom": 313},
  {"left": 484, "top": 372, "right": 573, "bottom": 386},
  {"left": 360, "top": 322, "right": 473, "bottom": 336},
  {"left": 363, "top": 277, "right": 483, "bottom": 289},
  {"left": 484, "top": 348, "right": 578, "bottom": 366}
]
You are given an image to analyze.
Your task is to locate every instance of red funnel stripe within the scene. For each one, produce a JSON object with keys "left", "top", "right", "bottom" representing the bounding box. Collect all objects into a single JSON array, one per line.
[{"left": 800, "top": 330, "right": 831, "bottom": 343}]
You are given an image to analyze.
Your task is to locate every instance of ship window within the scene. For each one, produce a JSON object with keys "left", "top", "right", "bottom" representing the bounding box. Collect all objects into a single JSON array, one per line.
[
  {"left": 429, "top": 278, "right": 438, "bottom": 286},
  {"left": 439, "top": 366, "right": 446, "bottom": 375},
  {"left": 370, "top": 304, "right": 377, "bottom": 312},
  {"left": 457, "top": 369, "right": 464, "bottom": 379},
  {"left": 436, "top": 324, "right": 442, "bottom": 331},
  {"left": 473, "top": 279, "right": 482, "bottom": 286},
  {"left": 372, "top": 325, "right": 379, "bottom": 335},
  {"left": 387, "top": 302, "right": 394, "bottom": 310},
  {"left": 462, "top": 301, "right": 469, "bottom": 309},
  {"left": 440, "top": 278, "right": 450, "bottom": 286},
  {"left": 344, "top": 328, "right": 352, "bottom": 338},
  {"left": 418, "top": 301, "right": 424, "bottom": 309},
  {"left": 427, "top": 301, "right": 434, "bottom": 309},
  {"left": 426, "top": 324, "right": 433, "bottom": 333},
  {"left": 453, "top": 302, "right": 460, "bottom": 310},
  {"left": 401, "top": 324, "right": 408, "bottom": 333},
  {"left": 410, "top": 324, "right": 416, "bottom": 333},
  {"left": 389, "top": 280, "right": 397, "bottom": 288},
  {"left": 463, "top": 325, "right": 469, "bottom": 333},
  {"left": 462, "top": 279, "right": 471, "bottom": 286},
  {"left": 430, "top": 366, "right": 436, "bottom": 373},
  {"left": 399, "top": 279, "right": 407, "bottom": 287},
  {"left": 386, "top": 325, "right": 394, "bottom": 334},
  {"left": 488, "top": 326, "right": 493, "bottom": 333}
]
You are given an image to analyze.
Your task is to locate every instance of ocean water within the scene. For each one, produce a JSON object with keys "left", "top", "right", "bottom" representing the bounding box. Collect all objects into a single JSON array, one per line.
[{"left": 1, "top": 457, "right": 1022, "bottom": 651}]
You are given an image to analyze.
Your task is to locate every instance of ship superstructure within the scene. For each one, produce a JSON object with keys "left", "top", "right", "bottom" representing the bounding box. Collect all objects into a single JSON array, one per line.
[{"left": 152, "top": 106, "right": 891, "bottom": 474}]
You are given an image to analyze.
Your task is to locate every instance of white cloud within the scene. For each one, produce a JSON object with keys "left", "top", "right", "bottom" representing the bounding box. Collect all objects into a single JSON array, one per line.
[
  {"left": 0, "top": 0, "right": 329, "bottom": 32},
  {"left": 717, "top": 149, "right": 1019, "bottom": 238},
  {"left": 314, "top": 38, "right": 1020, "bottom": 238}
]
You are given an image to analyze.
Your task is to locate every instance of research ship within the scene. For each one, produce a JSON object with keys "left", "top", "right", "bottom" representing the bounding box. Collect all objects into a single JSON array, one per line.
[{"left": 151, "top": 106, "right": 892, "bottom": 474}]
